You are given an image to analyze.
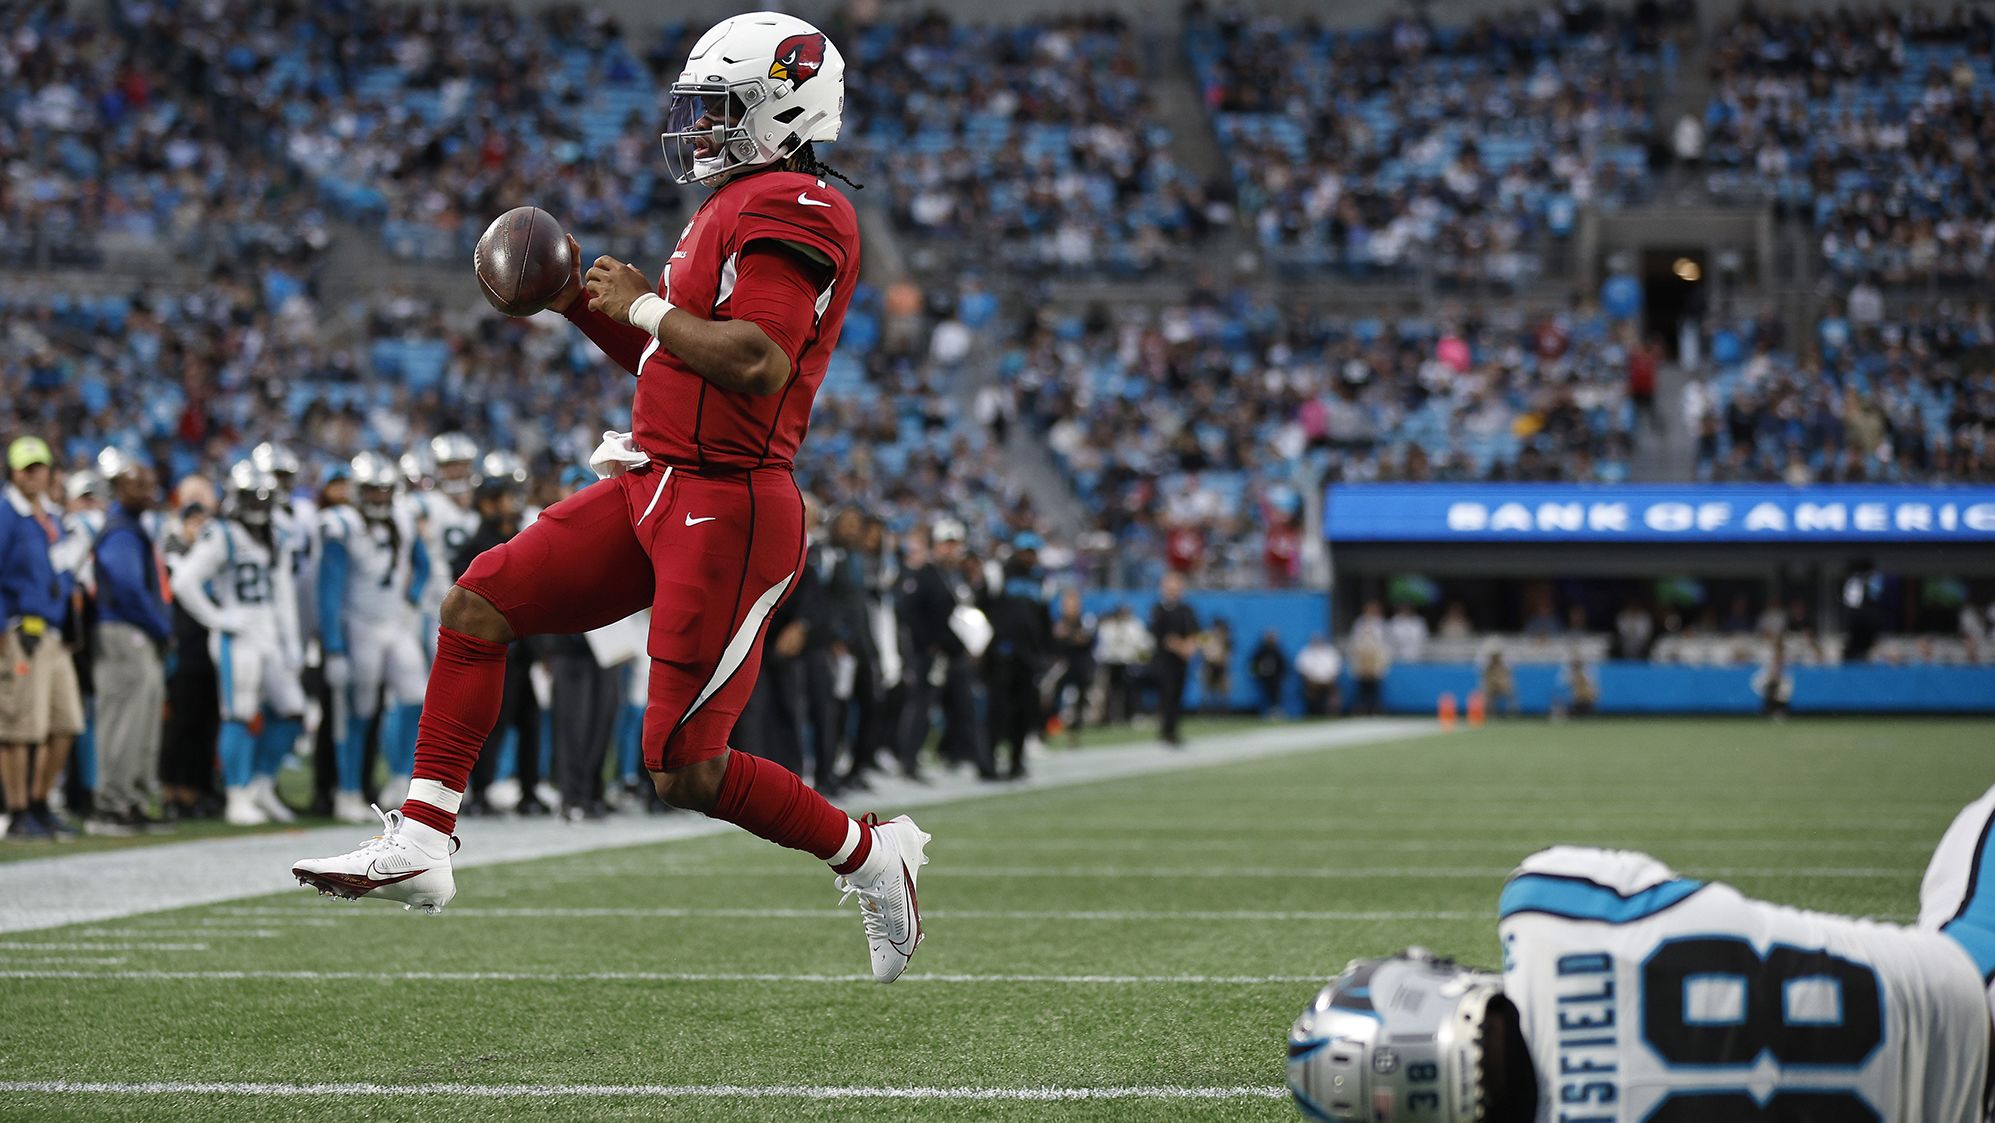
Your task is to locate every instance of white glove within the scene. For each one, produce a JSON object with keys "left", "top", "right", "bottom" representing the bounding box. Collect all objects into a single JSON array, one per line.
[
  {"left": 588, "top": 431, "right": 650, "bottom": 479},
  {"left": 213, "top": 609, "right": 249, "bottom": 635},
  {"left": 324, "top": 653, "right": 351, "bottom": 692}
]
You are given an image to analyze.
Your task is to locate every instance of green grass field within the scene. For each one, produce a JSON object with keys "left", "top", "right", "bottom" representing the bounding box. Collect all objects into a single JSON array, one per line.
[{"left": 1, "top": 717, "right": 1991, "bottom": 1121}]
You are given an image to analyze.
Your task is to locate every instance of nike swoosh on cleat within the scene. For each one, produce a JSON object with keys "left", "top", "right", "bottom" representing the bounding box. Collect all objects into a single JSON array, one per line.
[{"left": 888, "top": 862, "right": 923, "bottom": 955}]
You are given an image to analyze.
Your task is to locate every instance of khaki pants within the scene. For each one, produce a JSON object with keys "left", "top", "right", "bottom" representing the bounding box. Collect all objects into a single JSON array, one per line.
[
  {"left": 93, "top": 622, "right": 165, "bottom": 814},
  {"left": 0, "top": 630, "right": 84, "bottom": 745}
]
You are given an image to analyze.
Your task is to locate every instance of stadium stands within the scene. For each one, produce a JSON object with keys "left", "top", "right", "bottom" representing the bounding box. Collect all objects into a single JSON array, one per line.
[
  {"left": 105, "top": 0, "right": 689, "bottom": 264},
  {"left": 1188, "top": 4, "right": 1666, "bottom": 284},
  {"left": 1009, "top": 293, "right": 1638, "bottom": 584},
  {"left": 1688, "top": 301, "right": 1995, "bottom": 482},
  {"left": 1, "top": 0, "right": 327, "bottom": 270},
  {"left": 838, "top": 13, "right": 1226, "bottom": 274},
  {"left": 4, "top": 0, "right": 1991, "bottom": 585},
  {"left": 1701, "top": 6, "right": 1995, "bottom": 286}
]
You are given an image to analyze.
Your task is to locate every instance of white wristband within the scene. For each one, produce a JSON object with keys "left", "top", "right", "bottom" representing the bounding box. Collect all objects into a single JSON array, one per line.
[{"left": 628, "top": 292, "right": 673, "bottom": 337}]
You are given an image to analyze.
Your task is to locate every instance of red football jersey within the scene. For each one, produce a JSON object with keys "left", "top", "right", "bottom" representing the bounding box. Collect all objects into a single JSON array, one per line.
[{"left": 632, "top": 169, "right": 860, "bottom": 471}]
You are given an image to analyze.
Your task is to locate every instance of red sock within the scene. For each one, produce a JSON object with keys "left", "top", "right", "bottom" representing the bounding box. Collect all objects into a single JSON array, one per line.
[
  {"left": 710, "top": 750, "right": 870, "bottom": 871},
  {"left": 400, "top": 626, "right": 509, "bottom": 837}
]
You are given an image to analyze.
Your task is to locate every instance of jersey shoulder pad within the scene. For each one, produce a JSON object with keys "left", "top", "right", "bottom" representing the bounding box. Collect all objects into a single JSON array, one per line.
[
  {"left": 1499, "top": 846, "right": 1703, "bottom": 925},
  {"left": 729, "top": 171, "right": 857, "bottom": 273}
]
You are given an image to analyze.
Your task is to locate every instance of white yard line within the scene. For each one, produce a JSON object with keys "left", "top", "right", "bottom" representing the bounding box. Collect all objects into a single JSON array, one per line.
[
  {"left": 0, "top": 941, "right": 208, "bottom": 951},
  {"left": 0, "top": 1079, "right": 1286, "bottom": 1102},
  {"left": 0, "top": 720, "right": 1431, "bottom": 934},
  {"left": 212, "top": 904, "right": 1486, "bottom": 922},
  {"left": 0, "top": 968, "right": 1326, "bottom": 985},
  {"left": 351, "top": 864, "right": 1907, "bottom": 880}
]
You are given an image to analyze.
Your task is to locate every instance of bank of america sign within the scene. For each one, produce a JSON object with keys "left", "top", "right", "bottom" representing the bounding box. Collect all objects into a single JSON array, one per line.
[{"left": 1325, "top": 484, "right": 1995, "bottom": 542}]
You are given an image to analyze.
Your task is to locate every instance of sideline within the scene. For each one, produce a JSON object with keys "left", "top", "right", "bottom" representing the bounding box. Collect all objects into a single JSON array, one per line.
[
  {"left": 0, "top": 719, "right": 1431, "bottom": 933},
  {"left": 0, "top": 1079, "right": 1288, "bottom": 1103}
]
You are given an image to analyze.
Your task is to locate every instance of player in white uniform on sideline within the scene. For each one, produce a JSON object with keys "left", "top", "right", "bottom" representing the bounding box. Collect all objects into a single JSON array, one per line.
[
  {"left": 318, "top": 452, "right": 431, "bottom": 820},
  {"left": 169, "top": 462, "right": 306, "bottom": 826},
  {"left": 252, "top": 442, "right": 316, "bottom": 644},
  {"left": 410, "top": 433, "right": 481, "bottom": 653},
  {"left": 1288, "top": 785, "right": 1995, "bottom": 1123}
]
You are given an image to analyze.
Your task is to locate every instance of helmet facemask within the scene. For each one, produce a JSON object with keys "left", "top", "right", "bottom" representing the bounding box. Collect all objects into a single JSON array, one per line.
[
  {"left": 359, "top": 485, "right": 396, "bottom": 522},
  {"left": 661, "top": 81, "right": 784, "bottom": 186}
]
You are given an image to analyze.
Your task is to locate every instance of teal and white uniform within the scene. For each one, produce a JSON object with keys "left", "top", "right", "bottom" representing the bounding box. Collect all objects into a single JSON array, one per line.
[{"left": 1500, "top": 841, "right": 1992, "bottom": 1122}]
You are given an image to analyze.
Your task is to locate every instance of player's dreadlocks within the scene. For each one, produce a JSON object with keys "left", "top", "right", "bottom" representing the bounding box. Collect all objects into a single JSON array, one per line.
[{"left": 788, "top": 141, "right": 863, "bottom": 191}]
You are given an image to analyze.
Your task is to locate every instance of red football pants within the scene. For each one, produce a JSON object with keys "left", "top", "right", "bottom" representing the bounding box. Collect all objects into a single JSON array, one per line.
[{"left": 458, "top": 465, "right": 805, "bottom": 770}]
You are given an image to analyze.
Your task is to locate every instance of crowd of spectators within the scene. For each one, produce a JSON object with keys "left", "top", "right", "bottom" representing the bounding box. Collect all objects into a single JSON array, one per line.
[
  {"left": 0, "top": 253, "right": 1052, "bottom": 571},
  {"left": 107, "top": 0, "right": 689, "bottom": 265},
  {"left": 1, "top": 0, "right": 327, "bottom": 270},
  {"left": 1006, "top": 287, "right": 1640, "bottom": 586},
  {"left": 1699, "top": 5, "right": 1995, "bottom": 286},
  {"left": 1188, "top": 1, "right": 1669, "bottom": 285},
  {"left": 1684, "top": 296, "right": 1995, "bottom": 482},
  {"left": 77, "top": 0, "right": 1224, "bottom": 274},
  {"left": 836, "top": 12, "right": 1228, "bottom": 274}
]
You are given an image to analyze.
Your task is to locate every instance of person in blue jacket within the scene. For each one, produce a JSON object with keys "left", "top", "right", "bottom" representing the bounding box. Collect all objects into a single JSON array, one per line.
[
  {"left": 86, "top": 449, "right": 174, "bottom": 835},
  {"left": 1, "top": 436, "right": 85, "bottom": 840}
]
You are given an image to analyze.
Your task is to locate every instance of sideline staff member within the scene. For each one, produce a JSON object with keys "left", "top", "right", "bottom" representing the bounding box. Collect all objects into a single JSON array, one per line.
[{"left": 1, "top": 436, "right": 86, "bottom": 839}]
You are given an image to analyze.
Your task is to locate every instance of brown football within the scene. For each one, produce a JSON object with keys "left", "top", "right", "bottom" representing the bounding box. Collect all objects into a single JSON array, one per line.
[{"left": 474, "top": 206, "right": 573, "bottom": 316}]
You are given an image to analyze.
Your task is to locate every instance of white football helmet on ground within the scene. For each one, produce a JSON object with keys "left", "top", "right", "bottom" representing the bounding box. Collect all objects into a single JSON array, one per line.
[
  {"left": 1288, "top": 949, "right": 1530, "bottom": 1122},
  {"left": 661, "top": 11, "right": 845, "bottom": 186}
]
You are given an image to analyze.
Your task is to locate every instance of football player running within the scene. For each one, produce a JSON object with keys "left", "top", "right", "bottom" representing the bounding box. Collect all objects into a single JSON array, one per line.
[
  {"left": 317, "top": 451, "right": 431, "bottom": 821},
  {"left": 293, "top": 12, "right": 930, "bottom": 983},
  {"left": 1287, "top": 784, "right": 1995, "bottom": 1121},
  {"left": 169, "top": 462, "right": 306, "bottom": 826}
]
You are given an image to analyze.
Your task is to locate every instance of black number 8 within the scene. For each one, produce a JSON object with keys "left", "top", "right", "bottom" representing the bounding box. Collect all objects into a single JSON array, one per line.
[{"left": 1641, "top": 937, "right": 1882, "bottom": 1122}]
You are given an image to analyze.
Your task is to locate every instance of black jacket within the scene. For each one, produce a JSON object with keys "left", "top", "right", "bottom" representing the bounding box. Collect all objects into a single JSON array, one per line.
[
  {"left": 1250, "top": 639, "right": 1286, "bottom": 683},
  {"left": 1151, "top": 601, "right": 1198, "bottom": 667},
  {"left": 985, "top": 561, "right": 1051, "bottom": 668},
  {"left": 898, "top": 561, "right": 962, "bottom": 657}
]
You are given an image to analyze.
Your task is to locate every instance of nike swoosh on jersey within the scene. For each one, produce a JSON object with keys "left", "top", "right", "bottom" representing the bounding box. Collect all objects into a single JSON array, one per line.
[
  {"left": 796, "top": 192, "right": 832, "bottom": 207},
  {"left": 685, "top": 514, "right": 717, "bottom": 527}
]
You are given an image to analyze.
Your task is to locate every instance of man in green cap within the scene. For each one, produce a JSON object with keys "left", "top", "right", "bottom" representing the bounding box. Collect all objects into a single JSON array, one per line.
[{"left": 1, "top": 435, "right": 85, "bottom": 839}]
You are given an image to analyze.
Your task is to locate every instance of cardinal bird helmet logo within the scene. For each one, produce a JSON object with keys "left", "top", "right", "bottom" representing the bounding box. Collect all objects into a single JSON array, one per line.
[{"left": 768, "top": 33, "right": 826, "bottom": 91}]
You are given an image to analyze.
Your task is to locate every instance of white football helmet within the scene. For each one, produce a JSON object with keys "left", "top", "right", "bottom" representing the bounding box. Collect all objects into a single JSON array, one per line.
[
  {"left": 430, "top": 432, "right": 480, "bottom": 496},
  {"left": 1288, "top": 949, "right": 1525, "bottom": 1123},
  {"left": 476, "top": 450, "right": 528, "bottom": 496},
  {"left": 250, "top": 441, "right": 301, "bottom": 480},
  {"left": 661, "top": 11, "right": 845, "bottom": 186},
  {"left": 225, "top": 460, "right": 281, "bottom": 527},
  {"left": 399, "top": 448, "right": 434, "bottom": 491},
  {"left": 350, "top": 451, "right": 402, "bottom": 521},
  {"left": 66, "top": 468, "right": 107, "bottom": 504}
]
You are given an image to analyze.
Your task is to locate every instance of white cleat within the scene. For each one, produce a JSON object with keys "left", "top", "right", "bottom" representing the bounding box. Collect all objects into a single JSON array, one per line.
[
  {"left": 223, "top": 787, "right": 270, "bottom": 827},
  {"left": 291, "top": 805, "right": 458, "bottom": 914},
  {"left": 332, "top": 791, "right": 374, "bottom": 824},
  {"left": 836, "top": 813, "right": 931, "bottom": 983},
  {"left": 249, "top": 777, "right": 296, "bottom": 823}
]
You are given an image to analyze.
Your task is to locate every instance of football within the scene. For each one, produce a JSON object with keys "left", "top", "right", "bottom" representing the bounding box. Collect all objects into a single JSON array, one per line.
[{"left": 473, "top": 206, "right": 573, "bottom": 316}]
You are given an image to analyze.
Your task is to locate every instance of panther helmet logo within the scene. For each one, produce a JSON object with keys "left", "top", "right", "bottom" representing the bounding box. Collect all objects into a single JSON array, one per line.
[{"left": 768, "top": 33, "right": 826, "bottom": 90}]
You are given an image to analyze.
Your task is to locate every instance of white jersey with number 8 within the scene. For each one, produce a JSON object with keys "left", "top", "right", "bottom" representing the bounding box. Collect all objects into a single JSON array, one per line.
[{"left": 1499, "top": 845, "right": 1990, "bottom": 1123}]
